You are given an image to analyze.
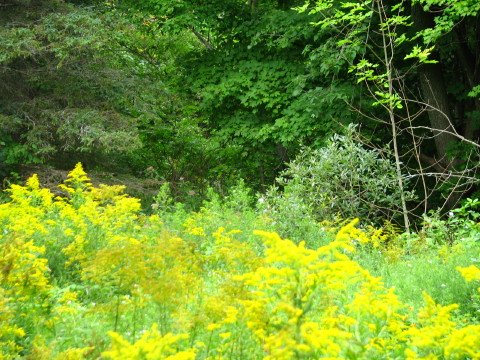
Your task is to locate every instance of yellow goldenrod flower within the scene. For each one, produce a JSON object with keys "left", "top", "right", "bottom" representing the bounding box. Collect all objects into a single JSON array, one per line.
[{"left": 456, "top": 264, "right": 480, "bottom": 282}]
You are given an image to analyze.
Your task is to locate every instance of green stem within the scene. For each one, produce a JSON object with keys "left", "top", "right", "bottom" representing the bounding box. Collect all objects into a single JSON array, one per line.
[{"left": 114, "top": 293, "right": 121, "bottom": 332}]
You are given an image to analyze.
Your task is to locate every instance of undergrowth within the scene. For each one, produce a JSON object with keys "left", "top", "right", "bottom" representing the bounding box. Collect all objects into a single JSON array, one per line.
[{"left": 0, "top": 164, "right": 479, "bottom": 359}]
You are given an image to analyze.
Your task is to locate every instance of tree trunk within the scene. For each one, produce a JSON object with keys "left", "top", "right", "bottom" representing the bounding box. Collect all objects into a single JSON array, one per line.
[
  {"left": 417, "top": 63, "right": 457, "bottom": 163},
  {"left": 409, "top": 3, "right": 471, "bottom": 211},
  {"left": 411, "top": 4, "right": 457, "bottom": 166},
  {"left": 454, "top": 18, "right": 480, "bottom": 141}
]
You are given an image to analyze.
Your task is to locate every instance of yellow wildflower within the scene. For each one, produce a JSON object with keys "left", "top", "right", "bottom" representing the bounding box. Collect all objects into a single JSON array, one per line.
[
  {"left": 456, "top": 264, "right": 480, "bottom": 282},
  {"left": 207, "top": 323, "right": 221, "bottom": 332},
  {"left": 444, "top": 325, "right": 480, "bottom": 359}
]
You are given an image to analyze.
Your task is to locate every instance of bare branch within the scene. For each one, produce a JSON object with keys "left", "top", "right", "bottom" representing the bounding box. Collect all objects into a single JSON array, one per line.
[{"left": 189, "top": 26, "right": 213, "bottom": 50}]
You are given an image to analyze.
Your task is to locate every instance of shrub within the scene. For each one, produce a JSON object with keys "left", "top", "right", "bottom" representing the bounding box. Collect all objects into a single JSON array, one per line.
[{"left": 264, "top": 125, "right": 415, "bottom": 226}]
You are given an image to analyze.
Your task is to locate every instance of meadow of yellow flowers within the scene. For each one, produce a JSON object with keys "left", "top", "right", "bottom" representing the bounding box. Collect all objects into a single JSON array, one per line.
[{"left": 0, "top": 164, "right": 479, "bottom": 359}]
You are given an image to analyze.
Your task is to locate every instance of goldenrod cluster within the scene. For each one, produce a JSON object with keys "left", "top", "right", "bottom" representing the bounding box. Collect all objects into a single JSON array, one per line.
[{"left": 0, "top": 164, "right": 479, "bottom": 359}]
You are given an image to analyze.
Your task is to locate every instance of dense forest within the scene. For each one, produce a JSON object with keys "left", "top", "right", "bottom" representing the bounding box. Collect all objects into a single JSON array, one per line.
[{"left": 1, "top": 0, "right": 480, "bottom": 359}]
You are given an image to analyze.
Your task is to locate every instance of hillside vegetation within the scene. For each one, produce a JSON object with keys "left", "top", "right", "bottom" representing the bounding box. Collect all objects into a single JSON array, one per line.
[{"left": 1, "top": 0, "right": 480, "bottom": 358}]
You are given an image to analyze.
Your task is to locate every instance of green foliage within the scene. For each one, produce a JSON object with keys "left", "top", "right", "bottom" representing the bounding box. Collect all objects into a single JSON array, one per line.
[
  {"left": 154, "top": 180, "right": 261, "bottom": 243},
  {"left": 2, "top": 0, "right": 480, "bottom": 219},
  {"left": 468, "top": 85, "right": 480, "bottom": 98},
  {"left": 0, "top": 1, "right": 237, "bottom": 201},
  {"left": 418, "top": 199, "right": 480, "bottom": 246},
  {"left": 0, "top": 4, "right": 143, "bottom": 167},
  {"left": 110, "top": 0, "right": 363, "bottom": 189},
  {"left": 356, "top": 248, "right": 479, "bottom": 314},
  {"left": 264, "top": 126, "right": 416, "bottom": 225},
  {"left": 300, "top": 0, "right": 480, "bottom": 213},
  {"left": 414, "top": 0, "right": 480, "bottom": 44}
]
